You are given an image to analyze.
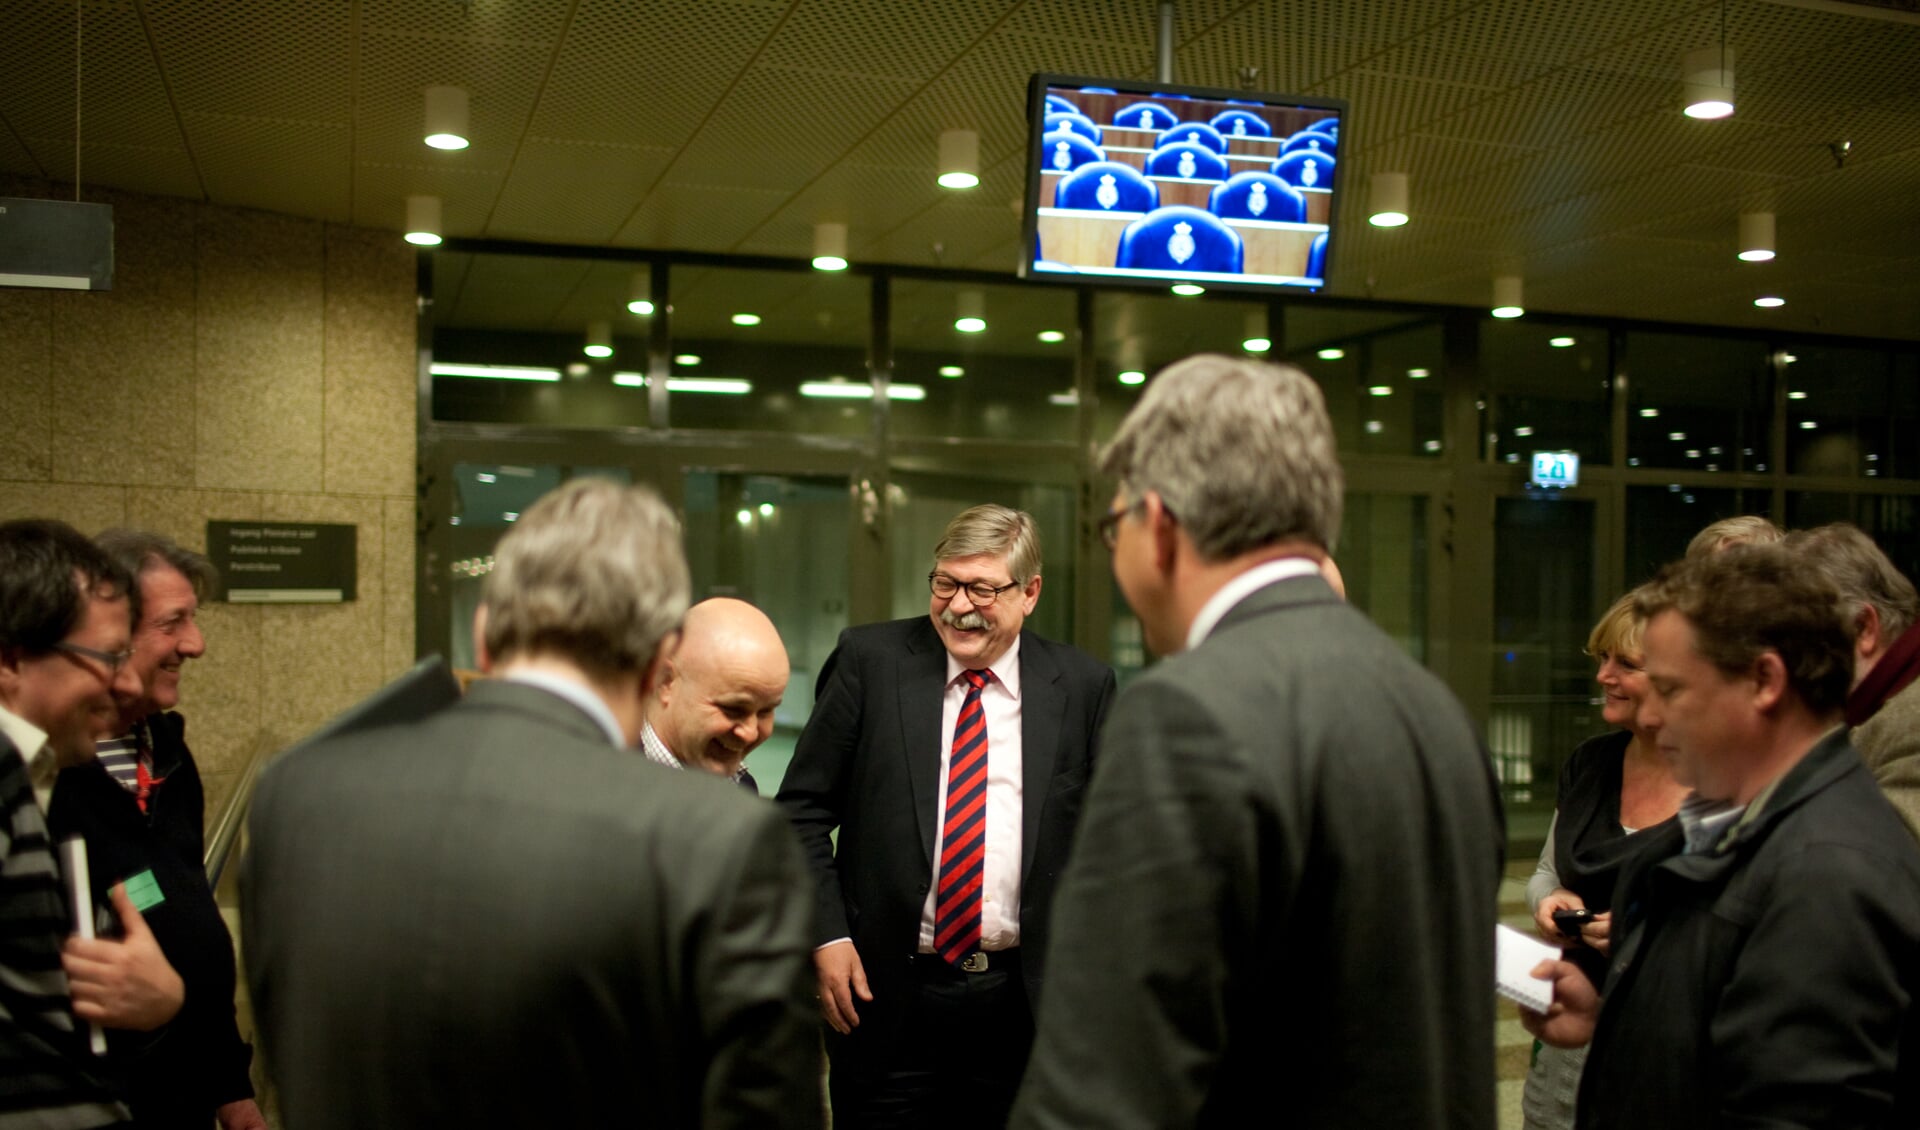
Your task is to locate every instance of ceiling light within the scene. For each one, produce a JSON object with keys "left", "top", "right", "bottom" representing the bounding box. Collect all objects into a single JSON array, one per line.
[
  {"left": 1780, "top": 352, "right": 1797, "bottom": 364},
  {"left": 1737, "top": 211, "right": 1775, "bottom": 262},
  {"left": 672, "top": 354, "right": 700, "bottom": 366},
  {"left": 1787, "top": 390, "right": 1807, "bottom": 399},
  {"left": 732, "top": 312, "right": 762, "bottom": 327},
  {"left": 1170, "top": 283, "right": 1205, "bottom": 296},
  {"left": 627, "top": 273, "right": 654, "bottom": 315},
  {"left": 1364, "top": 420, "right": 1385, "bottom": 434},
  {"left": 1369, "top": 385, "right": 1392, "bottom": 397},
  {"left": 429, "top": 363, "right": 560, "bottom": 382},
  {"left": 404, "top": 195, "right": 443, "bottom": 246},
  {"left": 737, "top": 509, "right": 753, "bottom": 526},
  {"left": 1549, "top": 336, "right": 1576, "bottom": 348},
  {"left": 1754, "top": 295, "right": 1785, "bottom": 308},
  {"left": 1368, "top": 171, "right": 1409, "bottom": 227},
  {"left": 812, "top": 221, "right": 849, "bottom": 271},
  {"left": 1514, "top": 426, "right": 1534, "bottom": 437},
  {"left": 584, "top": 321, "right": 613, "bottom": 359},
  {"left": 566, "top": 362, "right": 590, "bottom": 377},
  {"left": 1407, "top": 367, "right": 1430, "bottom": 379},
  {"left": 1424, "top": 440, "right": 1442, "bottom": 452},
  {"left": 1686, "top": 449, "right": 1702, "bottom": 458},
  {"left": 1491, "top": 275, "right": 1524, "bottom": 319},
  {"left": 799, "top": 379, "right": 925, "bottom": 400},
  {"left": 423, "top": 85, "right": 470, "bottom": 150},
  {"left": 1669, "top": 431, "right": 1687, "bottom": 441},
  {"left": 1048, "top": 390, "right": 1080, "bottom": 406},
  {"left": 939, "top": 365, "right": 965, "bottom": 378},
  {"left": 612, "top": 373, "right": 755, "bottom": 394},
  {"left": 612, "top": 372, "right": 644, "bottom": 388},
  {"left": 1800, "top": 420, "right": 1817, "bottom": 429},
  {"left": 954, "top": 290, "right": 986, "bottom": 333},
  {"left": 1640, "top": 407, "right": 1660, "bottom": 417},
  {"left": 758, "top": 503, "right": 775, "bottom": 517},
  {"left": 937, "top": 129, "right": 979, "bottom": 189},
  {"left": 1242, "top": 310, "right": 1270, "bottom": 353},
  {"left": 1118, "top": 370, "right": 1146, "bottom": 386},
  {"left": 1317, "top": 347, "right": 1346, "bottom": 360},
  {"left": 1682, "top": 45, "right": 1735, "bottom": 119},
  {"left": 1037, "top": 330, "right": 1066, "bottom": 343}
]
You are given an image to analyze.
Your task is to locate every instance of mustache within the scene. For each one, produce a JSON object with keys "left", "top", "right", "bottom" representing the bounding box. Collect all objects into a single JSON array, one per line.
[{"left": 940, "top": 609, "right": 988, "bottom": 631}]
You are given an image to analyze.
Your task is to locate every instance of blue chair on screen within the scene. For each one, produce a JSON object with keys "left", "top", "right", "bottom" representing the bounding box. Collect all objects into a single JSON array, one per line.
[
  {"left": 1040, "top": 130, "right": 1105, "bottom": 174},
  {"left": 1281, "top": 130, "right": 1338, "bottom": 157},
  {"left": 1208, "top": 172, "right": 1305, "bottom": 222},
  {"left": 1044, "top": 94, "right": 1078, "bottom": 116},
  {"left": 1305, "top": 232, "right": 1328, "bottom": 280},
  {"left": 1304, "top": 116, "right": 1339, "bottom": 136},
  {"left": 1210, "top": 110, "right": 1273, "bottom": 139},
  {"left": 1081, "top": 86, "right": 1115, "bottom": 94},
  {"left": 1116, "top": 205, "right": 1244, "bottom": 274},
  {"left": 1055, "top": 161, "right": 1158, "bottom": 213},
  {"left": 1159, "top": 121, "right": 1227, "bottom": 154},
  {"left": 1271, "top": 149, "right": 1336, "bottom": 190},
  {"left": 1114, "top": 102, "right": 1180, "bottom": 131},
  {"left": 1145, "top": 141, "right": 1229, "bottom": 181},
  {"left": 1045, "top": 112, "right": 1102, "bottom": 145}
]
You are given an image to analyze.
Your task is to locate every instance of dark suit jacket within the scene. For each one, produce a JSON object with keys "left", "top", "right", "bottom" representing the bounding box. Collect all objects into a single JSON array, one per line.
[
  {"left": 776, "top": 617, "right": 1115, "bottom": 1005},
  {"left": 241, "top": 679, "right": 822, "bottom": 1130},
  {"left": 1012, "top": 575, "right": 1505, "bottom": 1130}
]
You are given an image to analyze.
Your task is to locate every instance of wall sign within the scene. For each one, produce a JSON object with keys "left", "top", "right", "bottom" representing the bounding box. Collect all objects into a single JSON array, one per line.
[
  {"left": 207, "top": 522, "right": 357, "bottom": 603},
  {"left": 1529, "top": 451, "right": 1580, "bottom": 490}
]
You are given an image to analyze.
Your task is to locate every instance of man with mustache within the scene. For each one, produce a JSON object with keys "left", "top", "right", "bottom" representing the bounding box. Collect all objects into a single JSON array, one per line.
[
  {"left": 48, "top": 530, "right": 265, "bottom": 1130},
  {"left": 778, "top": 504, "right": 1115, "bottom": 1128},
  {"left": 640, "top": 597, "right": 789, "bottom": 794}
]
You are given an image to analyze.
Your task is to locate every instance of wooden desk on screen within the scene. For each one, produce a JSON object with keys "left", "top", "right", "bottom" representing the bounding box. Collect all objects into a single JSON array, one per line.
[
  {"left": 1039, "top": 170, "right": 1331, "bottom": 225},
  {"left": 1036, "top": 208, "right": 1324, "bottom": 278}
]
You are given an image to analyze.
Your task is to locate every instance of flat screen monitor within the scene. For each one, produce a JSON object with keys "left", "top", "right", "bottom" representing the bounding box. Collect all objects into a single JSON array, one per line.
[{"left": 1019, "top": 74, "right": 1346, "bottom": 293}]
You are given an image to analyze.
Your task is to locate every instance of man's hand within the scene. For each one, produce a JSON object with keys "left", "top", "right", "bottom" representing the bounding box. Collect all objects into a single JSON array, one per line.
[
  {"left": 814, "top": 939, "right": 872, "bottom": 1035},
  {"left": 1579, "top": 910, "right": 1613, "bottom": 956},
  {"left": 1517, "top": 958, "right": 1600, "bottom": 1049},
  {"left": 1532, "top": 887, "right": 1586, "bottom": 945},
  {"left": 215, "top": 1098, "right": 268, "bottom": 1130},
  {"left": 62, "top": 884, "right": 184, "bottom": 1031}
]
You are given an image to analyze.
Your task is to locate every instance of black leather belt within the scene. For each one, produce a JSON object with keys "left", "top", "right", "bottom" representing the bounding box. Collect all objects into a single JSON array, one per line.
[{"left": 910, "top": 947, "right": 1019, "bottom": 975}]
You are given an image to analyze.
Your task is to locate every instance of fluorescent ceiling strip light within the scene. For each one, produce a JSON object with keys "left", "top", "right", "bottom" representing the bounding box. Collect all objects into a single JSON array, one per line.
[
  {"left": 430, "top": 363, "right": 561, "bottom": 382},
  {"left": 612, "top": 372, "right": 753, "bottom": 394},
  {"left": 800, "top": 381, "right": 926, "bottom": 401}
]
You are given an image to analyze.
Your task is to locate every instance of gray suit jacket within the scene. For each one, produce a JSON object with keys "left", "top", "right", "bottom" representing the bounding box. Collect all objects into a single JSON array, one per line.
[
  {"left": 1013, "top": 574, "right": 1505, "bottom": 1130},
  {"left": 241, "top": 679, "right": 821, "bottom": 1130}
]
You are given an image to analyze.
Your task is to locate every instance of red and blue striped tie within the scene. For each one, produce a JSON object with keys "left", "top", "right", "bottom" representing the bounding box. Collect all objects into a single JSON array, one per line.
[{"left": 934, "top": 669, "right": 991, "bottom": 968}]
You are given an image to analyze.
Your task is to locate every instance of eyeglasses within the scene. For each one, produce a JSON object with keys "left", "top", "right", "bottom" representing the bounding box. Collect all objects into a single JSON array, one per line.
[
  {"left": 52, "top": 641, "right": 136, "bottom": 677},
  {"left": 928, "top": 573, "right": 1022, "bottom": 606},
  {"left": 1100, "top": 498, "right": 1166, "bottom": 550}
]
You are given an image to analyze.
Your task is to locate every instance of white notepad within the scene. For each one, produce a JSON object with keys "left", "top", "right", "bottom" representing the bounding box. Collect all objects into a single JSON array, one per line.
[{"left": 1495, "top": 923, "right": 1560, "bottom": 1013}]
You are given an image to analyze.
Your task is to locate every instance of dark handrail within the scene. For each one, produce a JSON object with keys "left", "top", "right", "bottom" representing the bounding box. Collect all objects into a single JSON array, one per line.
[{"left": 204, "top": 740, "right": 271, "bottom": 890}]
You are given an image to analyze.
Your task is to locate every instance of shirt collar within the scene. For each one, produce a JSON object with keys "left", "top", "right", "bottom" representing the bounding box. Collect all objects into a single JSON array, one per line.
[
  {"left": 946, "top": 634, "right": 1021, "bottom": 698},
  {"left": 1186, "top": 556, "right": 1323, "bottom": 651},
  {"left": 500, "top": 669, "right": 628, "bottom": 749},
  {"left": 639, "top": 720, "right": 750, "bottom": 783},
  {"left": 1677, "top": 791, "right": 1744, "bottom": 855},
  {"left": 0, "top": 703, "right": 57, "bottom": 813}
]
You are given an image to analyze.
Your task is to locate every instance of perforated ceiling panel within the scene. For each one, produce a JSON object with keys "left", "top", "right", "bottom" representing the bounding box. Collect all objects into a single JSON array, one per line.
[{"left": 0, "top": 0, "right": 1914, "bottom": 340}]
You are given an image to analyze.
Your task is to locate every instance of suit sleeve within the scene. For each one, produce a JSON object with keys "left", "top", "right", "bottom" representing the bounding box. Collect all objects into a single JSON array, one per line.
[
  {"left": 696, "top": 806, "right": 826, "bottom": 1130},
  {"left": 1709, "top": 842, "right": 1920, "bottom": 1126},
  {"left": 1011, "top": 677, "right": 1253, "bottom": 1130},
  {"left": 774, "top": 631, "right": 863, "bottom": 944}
]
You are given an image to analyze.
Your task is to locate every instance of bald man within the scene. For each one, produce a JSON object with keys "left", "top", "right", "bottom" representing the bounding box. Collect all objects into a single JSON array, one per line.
[{"left": 640, "top": 598, "right": 790, "bottom": 794}]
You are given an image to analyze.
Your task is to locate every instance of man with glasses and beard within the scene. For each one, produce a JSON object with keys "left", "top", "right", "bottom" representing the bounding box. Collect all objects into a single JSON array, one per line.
[{"left": 778, "top": 504, "right": 1115, "bottom": 1128}]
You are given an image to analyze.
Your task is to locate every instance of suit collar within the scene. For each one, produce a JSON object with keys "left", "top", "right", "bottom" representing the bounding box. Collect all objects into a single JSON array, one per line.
[
  {"left": 465, "top": 679, "right": 621, "bottom": 749},
  {"left": 1187, "top": 556, "right": 1324, "bottom": 648},
  {"left": 1211, "top": 571, "right": 1341, "bottom": 638}
]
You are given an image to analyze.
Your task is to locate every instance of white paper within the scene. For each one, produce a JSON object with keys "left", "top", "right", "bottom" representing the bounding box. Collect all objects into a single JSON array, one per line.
[
  {"left": 1495, "top": 923, "right": 1560, "bottom": 1013},
  {"left": 57, "top": 838, "right": 109, "bottom": 1056}
]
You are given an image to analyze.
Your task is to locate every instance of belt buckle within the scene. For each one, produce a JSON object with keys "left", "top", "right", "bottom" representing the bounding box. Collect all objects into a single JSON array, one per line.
[{"left": 960, "top": 951, "right": 990, "bottom": 973}]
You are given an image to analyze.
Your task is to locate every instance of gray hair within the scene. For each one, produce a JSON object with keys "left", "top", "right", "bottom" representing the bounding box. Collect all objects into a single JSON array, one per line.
[
  {"left": 932, "top": 505, "right": 1042, "bottom": 583},
  {"left": 1784, "top": 523, "right": 1918, "bottom": 643},
  {"left": 481, "top": 479, "right": 690, "bottom": 678},
  {"left": 1100, "top": 353, "right": 1343, "bottom": 560},
  {"left": 1685, "top": 514, "right": 1784, "bottom": 560},
  {"left": 96, "top": 528, "right": 220, "bottom": 614}
]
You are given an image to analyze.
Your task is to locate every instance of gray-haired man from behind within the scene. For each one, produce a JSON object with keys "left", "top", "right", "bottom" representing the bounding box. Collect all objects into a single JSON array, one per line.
[
  {"left": 242, "top": 480, "right": 822, "bottom": 1129},
  {"left": 1011, "top": 355, "right": 1504, "bottom": 1130}
]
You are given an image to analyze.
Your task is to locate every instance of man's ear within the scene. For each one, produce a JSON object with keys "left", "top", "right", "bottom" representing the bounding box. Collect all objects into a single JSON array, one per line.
[
  {"left": 1855, "top": 602, "right": 1884, "bottom": 665},
  {"left": 643, "top": 630, "right": 682, "bottom": 702},
  {"left": 1144, "top": 492, "right": 1180, "bottom": 574},
  {"left": 1750, "top": 651, "right": 1790, "bottom": 713},
  {"left": 471, "top": 606, "right": 493, "bottom": 674}
]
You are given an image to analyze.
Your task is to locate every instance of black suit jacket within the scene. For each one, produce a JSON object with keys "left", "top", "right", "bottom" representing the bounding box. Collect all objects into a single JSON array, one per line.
[
  {"left": 1012, "top": 576, "right": 1505, "bottom": 1130},
  {"left": 241, "top": 679, "right": 822, "bottom": 1130},
  {"left": 777, "top": 617, "right": 1115, "bottom": 1004}
]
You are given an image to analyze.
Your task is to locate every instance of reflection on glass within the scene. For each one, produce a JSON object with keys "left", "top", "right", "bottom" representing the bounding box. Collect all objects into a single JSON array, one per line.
[
  {"left": 892, "top": 280, "right": 1076, "bottom": 442},
  {"left": 669, "top": 267, "right": 869, "bottom": 435},
  {"left": 681, "top": 471, "right": 851, "bottom": 792},
  {"left": 1788, "top": 493, "right": 1920, "bottom": 584},
  {"left": 1624, "top": 485, "right": 1772, "bottom": 583},
  {"left": 1092, "top": 291, "right": 1262, "bottom": 444},
  {"left": 1624, "top": 332, "right": 1769, "bottom": 472},
  {"left": 1783, "top": 345, "right": 1920, "bottom": 480},
  {"left": 1491, "top": 497, "right": 1596, "bottom": 839},
  {"left": 1285, "top": 308, "right": 1443, "bottom": 456},
  {"left": 1341, "top": 494, "right": 1428, "bottom": 661},
  {"left": 1481, "top": 320, "right": 1610, "bottom": 464}
]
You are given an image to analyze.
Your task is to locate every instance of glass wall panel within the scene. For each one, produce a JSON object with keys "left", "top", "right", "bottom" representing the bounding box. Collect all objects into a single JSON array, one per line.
[
  {"left": 666, "top": 266, "right": 870, "bottom": 435},
  {"left": 1624, "top": 331, "right": 1771, "bottom": 472},
  {"left": 1480, "top": 320, "right": 1611, "bottom": 466},
  {"left": 1788, "top": 492, "right": 1920, "bottom": 582},
  {"left": 1784, "top": 344, "right": 1920, "bottom": 480},
  {"left": 1341, "top": 493, "right": 1429, "bottom": 661},
  {"left": 1090, "top": 291, "right": 1264, "bottom": 444},
  {"left": 1285, "top": 309, "right": 1445, "bottom": 458},
  {"left": 681, "top": 470, "right": 851, "bottom": 792},
  {"left": 891, "top": 280, "right": 1076, "bottom": 442},
  {"left": 1624, "top": 485, "right": 1774, "bottom": 583}
]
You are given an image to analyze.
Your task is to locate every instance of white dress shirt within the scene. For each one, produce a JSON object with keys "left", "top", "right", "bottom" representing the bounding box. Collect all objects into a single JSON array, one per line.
[
  {"left": 1185, "top": 556, "right": 1323, "bottom": 650},
  {"left": 0, "top": 703, "right": 57, "bottom": 813},
  {"left": 502, "top": 669, "right": 626, "bottom": 748},
  {"left": 918, "top": 637, "right": 1024, "bottom": 953}
]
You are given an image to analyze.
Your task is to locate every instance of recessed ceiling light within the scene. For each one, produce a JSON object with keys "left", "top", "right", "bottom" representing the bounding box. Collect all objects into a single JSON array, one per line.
[
  {"left": 1407, "top": 368, "right": 1430, "bottom": 379},
  {"left": 732, "top": 313, "right": 762, "bottom": 326},
  {"left": 1037, "top": 330, "right": 1066, "bottom": 343},
  {"left": 939, "top": 365, "right": 965, "bottom": 378},
  {"left": 1318, "top": 347, "right": 1345, "bottom": 360},
  {"left": 1242, "top": 336, "right": 1272, "bottom": 353},
  {"left": 1364, "top": 420, "right": 1385, "bottom": 434},
  {"left": 1800, "top": 420, "right": 1817, "bottom": 429},
  {"left": 1754, "top": 296, "right": 1785, "bottom": 308},
  {"left": 1669, "top": 431, "right": 1686, "bottom": 441},
  {"left": 1118, "top": 370, "right": 1146, "bottom": 386},
  {"left": 1787, "top": 391, "right": 1807, "bottom": 400},
  {"left": 1514, "top": 426, "right": 1534, "bottom": 437},
  {"left": 1639, "top": 407, "right": 1660, "bottom": 417},
  {"left": 674, "top": 353, "right": 701, "bottom": 366},
  {"left": 1369, "top": 385, "right": 1392, "bottom": 397},
  {"left": 1424, "top": 439, "right": 1442, "bottom": 452},
  {"left": 1170, "top": 284, "right": 1206, "bottom": 296},
  {"left": 1549, "top": 336, "right": 1576, "bottom": 348}
]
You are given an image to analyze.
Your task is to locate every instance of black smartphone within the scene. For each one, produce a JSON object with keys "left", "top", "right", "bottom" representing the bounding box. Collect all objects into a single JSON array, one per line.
[{"left": 1551, "top": 908, "right": 1594, "bottom": 939}]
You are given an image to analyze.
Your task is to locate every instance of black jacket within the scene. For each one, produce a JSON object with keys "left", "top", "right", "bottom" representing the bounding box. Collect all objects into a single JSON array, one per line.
[
  {"left": 47, "top": 713, "right": 254, "bottom": 1129},
  {"left": 1579, "top": 730, "right": 1920, "bottom": 1128}
]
